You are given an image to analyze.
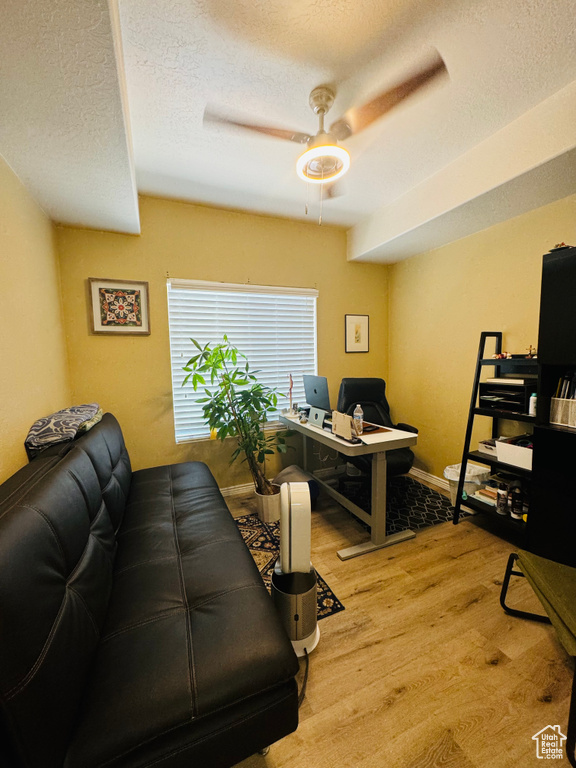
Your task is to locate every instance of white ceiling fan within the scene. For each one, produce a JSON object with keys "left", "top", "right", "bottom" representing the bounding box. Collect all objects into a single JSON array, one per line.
[{"left": 205, "top": 51, "right": 448, "bottom": 188}]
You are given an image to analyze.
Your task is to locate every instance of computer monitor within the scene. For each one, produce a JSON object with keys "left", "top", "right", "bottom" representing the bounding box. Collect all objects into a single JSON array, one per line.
[{"left": 303, "top": 375, "right": 331, "bottom": 412}]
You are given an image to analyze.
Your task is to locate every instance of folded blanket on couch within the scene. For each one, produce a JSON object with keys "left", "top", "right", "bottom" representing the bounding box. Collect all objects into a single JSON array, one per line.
[{"left": 24, "top": 403, "right": 102, "bottom": 459}]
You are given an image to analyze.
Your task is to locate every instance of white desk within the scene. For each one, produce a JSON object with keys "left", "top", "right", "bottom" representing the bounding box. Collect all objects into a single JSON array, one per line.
[{"left": 280, "top": 415, "right": 418, "bottom": 560}]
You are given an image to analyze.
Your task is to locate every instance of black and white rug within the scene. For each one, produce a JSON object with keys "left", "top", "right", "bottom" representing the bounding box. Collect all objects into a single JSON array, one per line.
[
  {"left": 338, "top": 474, "right": 461, "bottom": 534},
  {"left": 386, "top": 475, "right": 462, "bottom": 533},
  {"left": 234, "top": 514, "right": 345, "bottom": 620}
]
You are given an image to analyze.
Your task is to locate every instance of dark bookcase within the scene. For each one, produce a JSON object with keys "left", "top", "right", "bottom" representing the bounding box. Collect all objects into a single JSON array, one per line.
[
  {"left": 453, "top": 332, "right": 536, "bottom": 535},
  {"left": 527, "top": 246, "right": 576, "bottom": 566},
  {"left": 536, "top": 247, "right": 576, "bottom": 367},
  {"left": 453, "top": 247, "right": 576, "bottom": 562}
]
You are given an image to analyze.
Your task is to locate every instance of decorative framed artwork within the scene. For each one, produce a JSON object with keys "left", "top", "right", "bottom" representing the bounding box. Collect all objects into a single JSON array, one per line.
[
  {"left": 89, "top": 278, "right": 150, "bottom": 335},
  {"left": 345, "top": 314, "right": 369, "bottom": 353}
]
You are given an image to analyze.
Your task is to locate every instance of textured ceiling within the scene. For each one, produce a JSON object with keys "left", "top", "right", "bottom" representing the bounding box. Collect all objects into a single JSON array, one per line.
[
  {"left": 119, "top": 0, "right": 576, "bottom": 234},
  {"left": 1, "top": 0, "right": 576, "bottom": 259},
  {"left": 0, "top": 0, "right": 139, "bottom": 233}
]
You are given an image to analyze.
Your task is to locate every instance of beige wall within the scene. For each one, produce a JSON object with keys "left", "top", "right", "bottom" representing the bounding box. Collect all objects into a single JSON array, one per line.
[
  {"left": 388, "top": 193, "right": 576, "bottom": 479},
  {"left": 56, "top": 196, "right": 389, "bottom": 485},
  {"left": 0, "top": 156, "right": 71, "bottom": 481},
  {"left": 6, "top": 175, "right": 574, "bottom": 490}
]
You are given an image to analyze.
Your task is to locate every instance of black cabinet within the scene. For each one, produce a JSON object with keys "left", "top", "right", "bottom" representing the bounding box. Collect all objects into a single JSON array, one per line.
[
  {"left": 537, "top": 247, "right": 576, "bottom": 366},
  {"left": 528, "top": 246, "right": 576, "bottom": 566},
  {"left": 528, "top": 426, "right": 576, "bottom": 565}
]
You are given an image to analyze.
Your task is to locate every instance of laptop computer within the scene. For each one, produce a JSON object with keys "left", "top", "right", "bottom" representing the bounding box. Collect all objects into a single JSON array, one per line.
[{"left": 303, "top": 374, "right": 331, "bottom": 412}]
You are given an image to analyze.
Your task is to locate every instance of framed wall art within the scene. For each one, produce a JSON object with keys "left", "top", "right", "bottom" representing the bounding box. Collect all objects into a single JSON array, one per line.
[
  {"left": 345, "top": 314, "right": 369, "bottom": 353},
  {"left": 89, "top": 278, "right": 150, "bottom": 335}
]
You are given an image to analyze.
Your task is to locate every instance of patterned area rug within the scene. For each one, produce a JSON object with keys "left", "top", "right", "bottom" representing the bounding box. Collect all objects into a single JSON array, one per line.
[
  {"left": 338, "top": 474, "right": 462, "bottom": 533},
  {"left": 386, "top": 475, "right": 464, "bottom": 533},
  {"left": 235, "top": 514, "right": 345, "bottom": 620}
]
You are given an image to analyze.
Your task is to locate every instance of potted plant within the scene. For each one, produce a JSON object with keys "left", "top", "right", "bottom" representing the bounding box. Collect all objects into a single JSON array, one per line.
[{"left": 182, "top": 335, "right": 290, "bottom": 521}]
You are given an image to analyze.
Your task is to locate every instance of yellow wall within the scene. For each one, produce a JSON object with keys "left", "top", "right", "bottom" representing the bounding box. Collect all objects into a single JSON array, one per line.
[
  {"left": 0, "top": 156, "right": 71, "bottom": 481},
  {"left": 7, "top": 175, "right": 574, "bottom": 490},
  {"left": 388, "top": 193, "right": 576, "bottom": 479},
  {"left": 56, "top": 196, "right": 389, "bottom": 486}
]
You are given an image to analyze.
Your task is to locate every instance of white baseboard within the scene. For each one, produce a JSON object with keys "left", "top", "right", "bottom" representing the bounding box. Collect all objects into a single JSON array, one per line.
[
  {"left": 222, "top": 467, "right": 448, "bottom": 497},
  {"left": 220, "top": 482, "right": 254, "bottom": 497},
  {"left": 409, "top": 467, "right": 449, "bottom": 493},
  {"left": 221, "top": 469, "right": 323, "bottom": 497}
]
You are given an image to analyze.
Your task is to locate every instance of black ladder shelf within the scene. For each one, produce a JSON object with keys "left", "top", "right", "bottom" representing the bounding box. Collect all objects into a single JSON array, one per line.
[{"left": 452, "top": 331, "right": 537, "bottom": 527}]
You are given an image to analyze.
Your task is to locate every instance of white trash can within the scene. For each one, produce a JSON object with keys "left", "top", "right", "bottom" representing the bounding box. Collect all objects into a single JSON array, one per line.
[{"left": 443, "top": 463, "right": 490, "bottom": 506}]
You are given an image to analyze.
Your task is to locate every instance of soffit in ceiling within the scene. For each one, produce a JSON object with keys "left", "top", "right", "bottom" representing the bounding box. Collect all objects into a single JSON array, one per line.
[{"left": 0, "top": 0, "right": 139, "bottom": 233}]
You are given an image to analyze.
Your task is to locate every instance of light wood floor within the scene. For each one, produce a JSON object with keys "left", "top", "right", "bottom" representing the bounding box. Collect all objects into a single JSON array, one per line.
[{"left": 226, "top": 488, "right": 574, "bottom": 768}]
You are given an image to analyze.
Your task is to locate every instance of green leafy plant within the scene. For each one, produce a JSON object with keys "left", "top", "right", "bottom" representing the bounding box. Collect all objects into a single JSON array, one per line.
[{"left": 182, "top": 335, "right": 290, "bottom": 495}]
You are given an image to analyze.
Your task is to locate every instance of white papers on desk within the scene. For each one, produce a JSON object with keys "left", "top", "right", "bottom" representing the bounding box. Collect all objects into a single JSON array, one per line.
[
  {"left": 359, "top": 428, "right": 412, "bottom": 445},
  {"left": 359, "top": 431, "right": 392, "bottom": 445}
]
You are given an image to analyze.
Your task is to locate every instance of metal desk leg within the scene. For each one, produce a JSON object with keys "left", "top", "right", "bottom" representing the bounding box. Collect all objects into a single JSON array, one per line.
[
  {"left": 370, "top": 450, "right": 387, "bottom": 545},
  {"left": 337, "top": 451, "right": 416, "bottom": 560},
  {"left": 302, "top": 434, "right": 309, "bottom": 473}
]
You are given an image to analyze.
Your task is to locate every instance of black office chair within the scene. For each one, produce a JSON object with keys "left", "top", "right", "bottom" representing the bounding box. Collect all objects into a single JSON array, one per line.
[{"left": 337, "top": 377, "right": 417, "bottom": 477}]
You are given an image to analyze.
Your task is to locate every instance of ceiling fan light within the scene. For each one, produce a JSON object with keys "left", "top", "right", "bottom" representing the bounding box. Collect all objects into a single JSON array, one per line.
[{"left": 296, "top": 144, "right": 350, "bottom": 184}]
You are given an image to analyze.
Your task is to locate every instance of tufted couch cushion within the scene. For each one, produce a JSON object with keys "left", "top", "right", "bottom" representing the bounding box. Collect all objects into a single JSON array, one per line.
[{"left": 0, "top": 414, "right": 298, "bottom": 768}]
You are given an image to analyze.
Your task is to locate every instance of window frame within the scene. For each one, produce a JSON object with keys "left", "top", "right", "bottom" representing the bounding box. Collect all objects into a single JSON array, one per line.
[{"left": 167, "top": 278, "right": 319, "bottom": 443}]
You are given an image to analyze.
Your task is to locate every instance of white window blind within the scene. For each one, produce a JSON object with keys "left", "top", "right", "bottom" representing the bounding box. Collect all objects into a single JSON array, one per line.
[{"left": 167, "top": 279, "right": 318, "bottom": 442}]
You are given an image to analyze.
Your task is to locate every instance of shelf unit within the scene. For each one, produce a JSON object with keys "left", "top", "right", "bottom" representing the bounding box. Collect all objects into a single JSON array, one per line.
[
  {"left": 526, "top": 246, "right": 576, "bottom": 567},
  {"left": 453, "top": 331, "right": 537, "bottom": 530}
]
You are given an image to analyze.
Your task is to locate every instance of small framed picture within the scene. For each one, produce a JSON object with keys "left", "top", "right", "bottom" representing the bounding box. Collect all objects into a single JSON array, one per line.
[
  {"left": 89, "top": 278, "right": 150, "bottom": 335},
  {"left": 345, "top": 314, "right": 369, "bottom": 353}
]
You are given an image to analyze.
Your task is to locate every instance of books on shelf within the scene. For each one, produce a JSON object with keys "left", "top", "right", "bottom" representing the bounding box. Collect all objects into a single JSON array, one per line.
[
  {"left": 554, "top": 370, "right": 576, "bottom": 399},
  {"left": 471, "top": 490, "right": 496, "bottom": 506}
]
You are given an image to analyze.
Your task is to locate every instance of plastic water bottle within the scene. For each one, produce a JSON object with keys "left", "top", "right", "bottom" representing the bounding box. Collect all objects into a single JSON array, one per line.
[
  {"left": 496, "top": 482, "right": 508, "bottom": 516},
  {"left": 353, "top": 404, "right": 364, "bottom": 435}
]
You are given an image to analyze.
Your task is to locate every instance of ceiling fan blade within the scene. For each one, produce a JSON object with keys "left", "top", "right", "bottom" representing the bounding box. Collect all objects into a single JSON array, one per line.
[
  {"left": 324, "top": 180, "right": 344, "bottom": 199},
  {"left": 204, "top": 110, "right": 310, "bottom": 144},
  {"left": 330, "top": 51, "right": 447, "bottom": 140}
]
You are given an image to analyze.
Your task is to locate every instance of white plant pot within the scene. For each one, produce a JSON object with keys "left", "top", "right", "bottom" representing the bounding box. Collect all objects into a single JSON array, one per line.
[{"left": 255, "top": 485, "right": 281, "bottom": 523}]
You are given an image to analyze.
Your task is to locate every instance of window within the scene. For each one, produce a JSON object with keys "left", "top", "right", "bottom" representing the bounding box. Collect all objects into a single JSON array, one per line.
[{"left": 167, "top": 279, "right": 318, "bottom": 441}]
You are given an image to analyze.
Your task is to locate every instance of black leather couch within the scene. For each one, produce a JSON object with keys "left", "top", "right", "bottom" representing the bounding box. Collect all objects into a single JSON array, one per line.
[{"left": 0, "top": 413, "right": 299, "bottom": 768}]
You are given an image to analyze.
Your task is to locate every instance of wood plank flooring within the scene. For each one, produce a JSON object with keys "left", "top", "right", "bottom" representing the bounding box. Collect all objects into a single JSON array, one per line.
[{"left": 226, "top": 488, "right": 574, "bottom": 768}]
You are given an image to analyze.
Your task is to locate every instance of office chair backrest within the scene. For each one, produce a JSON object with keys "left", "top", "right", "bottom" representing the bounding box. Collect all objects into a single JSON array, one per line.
[{"left": 336, "top": 378, "right": 394, "bottom": 428}]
